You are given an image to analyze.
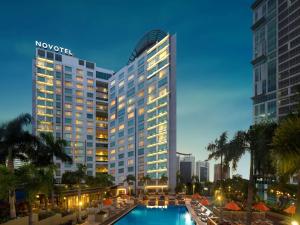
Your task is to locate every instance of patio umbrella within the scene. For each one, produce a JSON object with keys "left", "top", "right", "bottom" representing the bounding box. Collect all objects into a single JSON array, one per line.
[
  {"left": 200, "top": 199, "right": 210, "bottom": 206},
  {"left": 103, "top": 199, "right": 113, "bottom": 206},
  {"left": 284, "top": 205, "right": 296, "bottom": 215},
  {"left": 224, "top": 201, "right": 241, "bottom": 211},
  {"left": 192, "top": 193, "right": 201, "bottom": 200},
  {"left": 253, "top": 202, "right": 270, "bottom": 212}
]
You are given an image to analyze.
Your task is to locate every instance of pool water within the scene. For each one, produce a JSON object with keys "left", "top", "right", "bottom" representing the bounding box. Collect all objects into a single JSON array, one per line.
[{"left": 113, "top": 205, "right": 196, "bottom": 225}]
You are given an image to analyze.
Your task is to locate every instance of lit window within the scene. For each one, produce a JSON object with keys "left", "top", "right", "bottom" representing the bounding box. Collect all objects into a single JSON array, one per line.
[
  {"left": 119, "top": 124, "right": 125, "bottom": 130},
  {"left": 65, "top": 111, "right": 72, "bottom": 117},
  {"left": 138, "top": 108, "right": 144, "bottom": 115},
  {"left": 111, "top": 128, "right": 116, "bottom": 134},
  {"left": 65, "top": 103, "right": 72, "bottom": 109},
  {"left": 119, "top": 80, "right": 124, "bottom": 87},
  {"left": 128, "top": 159, "right": 134, "bottom": 165},
  {"left": 110, "top": 100, "right": 116, "bottom": 106},
  {"left": 110, "top": 114, "right": 116, "bottom": 120},
  {"left": 128, "top": 74, "right": 134, "bottom": 80},
  {"left": 128, "top": 112, "right": 134, "bottom": 119},
  {"left": 148, "top": 85, "right": 155, "bottom": 94},
  {"left": 76, "top": 105, "right": 83, "bottom": 111},
  {"left": 118, "top": 102, "right": 125, "bottom": 110}
]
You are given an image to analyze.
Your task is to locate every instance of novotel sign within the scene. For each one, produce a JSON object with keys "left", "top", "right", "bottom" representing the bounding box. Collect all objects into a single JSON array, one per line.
[{"left": 35, "top": 41, "right": 73, "bottom": 56}]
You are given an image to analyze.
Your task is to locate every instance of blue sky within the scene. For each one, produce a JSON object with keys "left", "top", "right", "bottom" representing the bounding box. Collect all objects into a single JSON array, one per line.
[{"left": 0, "top": 0, "right": 253, "bottom": 180}]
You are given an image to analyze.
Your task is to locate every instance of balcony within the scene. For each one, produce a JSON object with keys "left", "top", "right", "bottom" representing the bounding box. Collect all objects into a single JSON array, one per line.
[
  {"left": 251, "top": 0, "right": 264, "bottom": 9},
  {"left": 251, "top": 16, "right": 266, "bottom": 31}
]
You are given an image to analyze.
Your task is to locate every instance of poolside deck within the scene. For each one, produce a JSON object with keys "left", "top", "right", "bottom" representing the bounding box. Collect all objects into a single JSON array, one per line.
[{"left": 186, "top": 199, "right": 206, "bottom": 225}]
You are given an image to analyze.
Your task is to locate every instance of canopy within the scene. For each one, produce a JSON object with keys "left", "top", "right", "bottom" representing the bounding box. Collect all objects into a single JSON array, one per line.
[
  {"left": 253, "top": 202, "right": 270, "bottom": 211},
  {"left": 200, "top": 199, "right": 210, "bottom": 206},
  {"left": 192, "top": 193, "right": 201, "bottom": 200},
  {"left": 103, "top": 199, "right": 113, "bottom": 206},
  {"left": 224, "top": 201, "right": 241, "bottom": 211},
  {"left": 284, "top": 205, "right": 296, "bottom": 215}
]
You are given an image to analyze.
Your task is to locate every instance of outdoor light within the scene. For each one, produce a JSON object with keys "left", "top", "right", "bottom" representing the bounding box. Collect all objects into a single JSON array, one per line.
[
  {"left": 217, "top": 196, "right": 222, "bottom": 201},
  {"left": 291, "top": 220, "right": 299, "bottom": 225},
  {"left": 36, "top": 195, "right": 39, "bottom": 198},
  {"left": 79, "top": 201, "right": 83, "bottom": 206}
]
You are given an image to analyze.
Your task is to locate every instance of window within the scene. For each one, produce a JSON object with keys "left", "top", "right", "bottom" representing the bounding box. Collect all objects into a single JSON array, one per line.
[
  {"left": 128, "top": 151, "right": 134, "bottom": 157},
  {"left": 118, "top": 161, "right": 124, "bottom": 166},
  {"left": 65, "top": 66, "right": 72, "bottom": 73},
  {"left": 96, "top": 71, "right": 111, "bottom": 80},
  {"left": 118, "top": 153, "right": 124, "bottom": 159},
  {"left": 268, "top": 60, "right": 276, "bottom": 92}
]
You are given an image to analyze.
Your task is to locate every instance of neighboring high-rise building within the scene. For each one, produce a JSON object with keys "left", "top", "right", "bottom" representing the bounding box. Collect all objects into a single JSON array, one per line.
[
  {"left": 214, "top": 164, "right": 230, "bottom": 182},
  {"left": 179, "top": 155, "right": 195, "bottom": 183},
  {"left": 107, "top": 30, "right": 177, "bottom": 192},
  {"left": 251, "top": 0, "right": 278, "bottom": 123},
  {"left": 277, "top": 0, "right": 300, "bottom": 119},
  {"left": 251, "top": 0, "right": 300, "bottom": 122},
  {"left": 32, "top": 41, "right": 113, "bottom": 182},
  {"left": 196, "top": 160, "right": 209, "bottom": 182}
]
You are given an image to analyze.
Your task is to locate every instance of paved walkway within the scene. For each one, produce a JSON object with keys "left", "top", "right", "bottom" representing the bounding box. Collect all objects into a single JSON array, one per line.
[{"left": 186, "top": 200, "right": 206, "bottom": 225}]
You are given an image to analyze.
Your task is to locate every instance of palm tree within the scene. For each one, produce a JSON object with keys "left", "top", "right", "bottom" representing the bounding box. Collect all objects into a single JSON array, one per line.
[
  {"left": 16, "top": 164, "right": 54, "bottom": 225},
  {"left": 124, "top": 175, "right": 136, "bottom": 195},
  {"left": 227, "top": 123, "right": 276, "bottom": 225},
  {"left": 272, "top": 116, "right": 300, "bottom": 222},
  {"left": 141, "top": 175, "right": 152, "bottom": 193},
  {"left": 0, "top": 113, "right": 35, "bottom": 218},
  {"left": 61, "top": 164, "right": 86, "bottom": 223},
  {"left": 207, "top": 132, "right": 230, "bottom": 187},
  {"left": 86, "top": 173, "right": 114, "bottom": 188},
  {"left": 191, "top": 175, "right": 199, "bottom": 194},
  {"left": 160, "top": 174, "right": 168, "bottom": 193},
  {"left": 30, "top": 132, "right": 72, "bottom": 208}
]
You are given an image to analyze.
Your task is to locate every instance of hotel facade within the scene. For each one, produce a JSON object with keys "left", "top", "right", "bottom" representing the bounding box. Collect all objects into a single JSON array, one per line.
[{"left": 32, "top": 30, "right": 177, "bottom": 191}]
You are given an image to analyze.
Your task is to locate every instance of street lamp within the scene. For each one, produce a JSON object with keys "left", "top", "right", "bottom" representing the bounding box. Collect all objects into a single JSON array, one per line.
[{"left": 291, "top": 220, "right": 299, "bottom": 225}]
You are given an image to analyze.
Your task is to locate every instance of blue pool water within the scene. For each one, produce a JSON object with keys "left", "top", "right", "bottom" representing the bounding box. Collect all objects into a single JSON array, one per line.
[{"left": 113, "top": 205, "right": 196, "bottom": 225}]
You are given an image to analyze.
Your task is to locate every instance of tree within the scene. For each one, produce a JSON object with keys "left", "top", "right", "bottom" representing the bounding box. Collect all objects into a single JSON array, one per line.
[
  {"left": 0, "top": 113, "right": 36, "bottom": 219},
  {"left": 175, "top": 171, "right": 184, "bottom": 193},
  {"left": 207, "top": 132, "right": 230, "bottom": 186},
  {"left": 16, "top": 164, "right": 55, "bottom": 225},
  {"left": 30, "top": 132, "right": 72, "bottom": 208},
  {"left": 159, "top": 174, "right": 168, "bottom": 193},
  {"left": 191, "top": 175, "right": 199, "bottom": 194},
  {"left": 86, "top": 173, "right": 114, "bottom": 188},
  {"left": 141, "top": 175, "right": 152, "bottom": 193},
  {"left": 123, "top": 175, "right": 136, "bottom": 195},
  {"left": 272, "top": 116, "right": 300, "bottom": 222},
  {"left": 61, "top": 164, "right": 86, "bottom": 223},
  {"left": 227, "top": 123, "right": 276, "bottom": 225}
]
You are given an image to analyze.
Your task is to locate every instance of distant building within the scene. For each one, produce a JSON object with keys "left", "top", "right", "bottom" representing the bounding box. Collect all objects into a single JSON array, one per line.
[
  {"left": 179, "top": 155, "right": 195, "bottom": 183},
  {"left": 214, "top": 164, "right": 230, "bottom": 182},
  {"left": 196, "top": 161, "right": 209, "bottom": 182}
]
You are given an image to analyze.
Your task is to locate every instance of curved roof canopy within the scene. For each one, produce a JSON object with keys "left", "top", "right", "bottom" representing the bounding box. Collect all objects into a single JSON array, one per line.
[{"left": 127, "top": 29, "right": 167, "bottom": 64}]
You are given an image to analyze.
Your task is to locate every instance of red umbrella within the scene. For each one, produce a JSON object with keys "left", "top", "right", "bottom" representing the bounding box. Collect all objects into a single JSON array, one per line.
[
  {"left": 192, "top": 193, "right": 201, "bottom": 200},
  {"left": 284, "top": 205, "right": 296, "bottom": 215},
  {"left": 103, "top": 199, "right": 113, "bottom": 206},
  {"left": 224, "top": 201, "right": 241, "bottom": 211},
  {"left": 200, "top": 199, "right": 210, "bottom": 206},
  {"left": 253, "top": 202, "right": 269, "bottom": 211}
]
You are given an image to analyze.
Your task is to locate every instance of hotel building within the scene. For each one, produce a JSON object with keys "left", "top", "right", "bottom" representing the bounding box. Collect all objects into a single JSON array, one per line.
[
  {"left": 196, "top": 160, "right": 209, "bottom": 183},
  {"left": 107, "top": 30, "right": 176, "bottom": 192},
  {"left": 251, "top": 0, "right": 300, "bottom": 122},
  {"left": 32, "top": 30, "right": 177, "bottom": 191},
  {"left": 32, "top": 42, "right": 113, "bottom": 182}
]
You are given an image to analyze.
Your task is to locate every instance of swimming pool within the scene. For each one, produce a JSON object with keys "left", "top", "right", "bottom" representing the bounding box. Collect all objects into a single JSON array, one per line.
[{"left": 113, "top": 205, "right": 196, "bottom": 225}]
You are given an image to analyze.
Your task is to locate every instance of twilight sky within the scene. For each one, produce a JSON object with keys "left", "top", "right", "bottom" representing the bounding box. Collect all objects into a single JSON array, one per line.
[{"left": 0, "top": 0, "right": 253, "bottom": 180}]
